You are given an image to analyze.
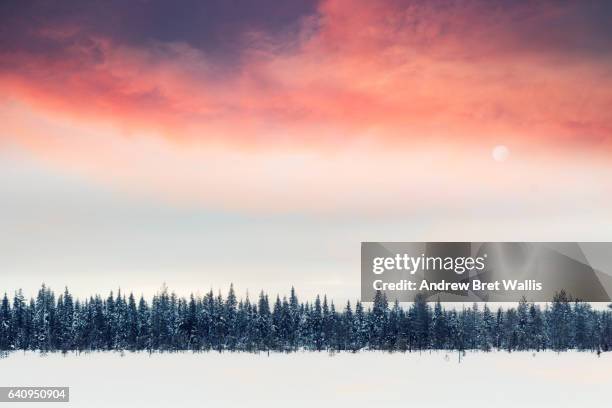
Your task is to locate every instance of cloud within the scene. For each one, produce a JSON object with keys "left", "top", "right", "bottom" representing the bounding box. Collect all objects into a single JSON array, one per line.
[
  {"left": 1, "top": 0, "right": 611, "bottom": 213},
  {"left": 0, "top": 0, "right": 317, "bottom": 57},
  {"left": 2, "top": 0, "right": 611, "bottom": 150}
]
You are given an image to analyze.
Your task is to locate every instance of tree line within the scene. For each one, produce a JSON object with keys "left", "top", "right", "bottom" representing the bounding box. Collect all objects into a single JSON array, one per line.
[{"left": 1, "top": 284, "right": 611, "bottom": 353}]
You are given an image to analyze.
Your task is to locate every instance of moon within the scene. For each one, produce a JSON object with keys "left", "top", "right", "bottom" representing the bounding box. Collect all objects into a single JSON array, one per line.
[{"left": 492, "top": 145, "right": 510, "bottom": 162}]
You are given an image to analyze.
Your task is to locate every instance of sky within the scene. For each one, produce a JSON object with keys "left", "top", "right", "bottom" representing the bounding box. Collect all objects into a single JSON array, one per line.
[{"left": 1, "top": 0, "right": 612, "bottom": 302}]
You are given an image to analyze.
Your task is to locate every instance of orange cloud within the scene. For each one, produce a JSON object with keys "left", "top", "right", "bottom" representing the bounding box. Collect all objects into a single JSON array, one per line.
[
  {"left": 1, "top": 0, "right": 612, "bottom": 215},
  {"left": 1, "top": 0, "right": 611, "bottom": 152}
]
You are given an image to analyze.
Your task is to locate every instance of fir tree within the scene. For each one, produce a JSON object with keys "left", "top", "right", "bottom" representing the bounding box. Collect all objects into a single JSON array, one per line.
[
  {"left": 481, "top": 304, "right": 494, "bottom": 351},
  {"left": 431, "top": 299, "right": 447, "bottom": 349},
  {"left": 549, "top": 291, "right": 573, "bottom": 351},
  {"left": 0, "top": 293, "right": 12, "bottom": 350},
  {"left": 11, "top": 290, "right": 27, "bottom": 350},
  {"left": 0, "top": 284, "right": 610, "bottom": 354}
]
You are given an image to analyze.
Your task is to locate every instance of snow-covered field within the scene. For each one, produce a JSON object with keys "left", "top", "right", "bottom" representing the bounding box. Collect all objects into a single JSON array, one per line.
[{"left": 0, "top": 351, "right": 609, "bottom": 407}]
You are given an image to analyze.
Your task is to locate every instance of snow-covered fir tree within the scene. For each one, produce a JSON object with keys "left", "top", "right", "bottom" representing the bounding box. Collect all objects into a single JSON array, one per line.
[{"left": 0, "top": 285, "right": 610, "bottom": 354}]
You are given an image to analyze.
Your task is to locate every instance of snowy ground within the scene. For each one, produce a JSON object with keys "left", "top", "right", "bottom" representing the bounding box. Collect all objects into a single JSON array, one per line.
[{"left": 0, "top": 351, "right": 609, "bottom": 407}]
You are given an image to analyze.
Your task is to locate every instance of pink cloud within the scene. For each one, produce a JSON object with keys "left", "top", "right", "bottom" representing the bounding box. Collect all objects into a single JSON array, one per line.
[
  {"left": 0, "top": 0, "right": 610, "bottom": 152},
  {"left": 1, "top": 0, "right": 612, "bottom": 214}
]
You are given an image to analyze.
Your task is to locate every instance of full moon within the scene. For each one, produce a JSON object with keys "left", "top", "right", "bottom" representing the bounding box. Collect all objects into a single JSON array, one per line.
[{"left": 492, "top": 145, "right": 510, "bottom": 162}]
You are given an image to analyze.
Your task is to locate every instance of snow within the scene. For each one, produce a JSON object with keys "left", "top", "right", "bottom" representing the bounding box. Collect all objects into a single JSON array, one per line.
[{"left": 0, "top": 351, "right": 609, "bottom": 407}]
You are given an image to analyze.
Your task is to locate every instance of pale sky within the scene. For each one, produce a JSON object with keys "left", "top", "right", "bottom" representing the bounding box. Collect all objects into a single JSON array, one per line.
[
  {"left": 2, "top": 141, "right": 611, "bottom": 303},
  {"left": 2, "top": 0, "right": 612, "bottom": 303}
]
